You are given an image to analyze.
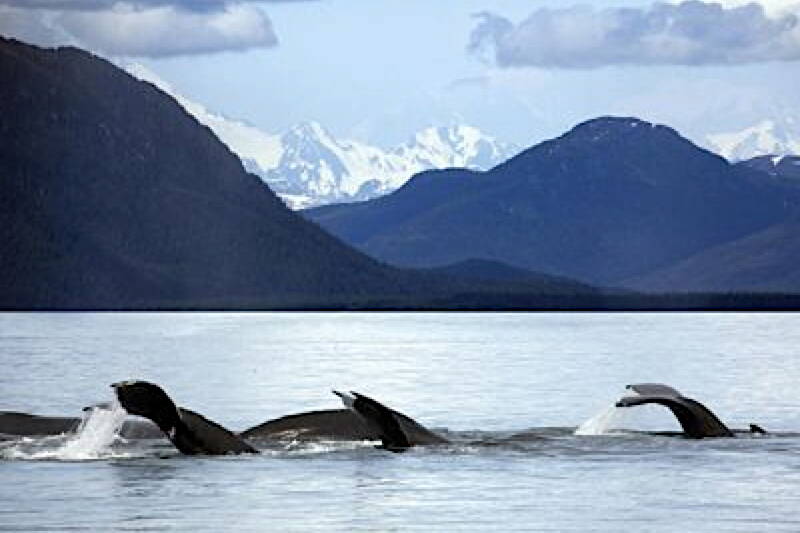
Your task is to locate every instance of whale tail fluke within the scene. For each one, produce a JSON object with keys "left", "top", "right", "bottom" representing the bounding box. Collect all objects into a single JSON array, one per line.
[
  {"left": 111, "top": 380, "right": 256, "bottom": 455},
  {"left": 617, "top": 383, "right": 734, "bottom": 438},
  {"left": 333, "top": 390, "right": 411, "bottom": 452},
  {"left": 625, "top": 383, "right": 683, "bottom": 397},
  {"left": 111, "top": 380, "right": 180, "bottom": 433}
]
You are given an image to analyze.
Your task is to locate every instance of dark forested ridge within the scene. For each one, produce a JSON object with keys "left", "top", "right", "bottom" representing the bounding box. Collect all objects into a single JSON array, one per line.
[
  {"left": 0, "top": 37, "right": 411, "bottom": 309},
  {"left": 306, "top": 117, "right": 800, "bottom": 293},
  {"left": 626, "top": 218, "right": 800, "bottom": 293},
  {"left": 736, "top": 155, "right": 800, "bottom": 182}
]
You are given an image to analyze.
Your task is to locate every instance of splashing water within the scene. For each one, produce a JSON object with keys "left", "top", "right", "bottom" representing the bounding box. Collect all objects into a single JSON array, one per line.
[
  {"left": 574, "top": 404, "right": 629, "bottom": 436},
  {"left": 56, "top": 402, "right": 128, "bottom": 459},
  {"left": 2, "top": 402, "right": 129, "bottom": 461}
]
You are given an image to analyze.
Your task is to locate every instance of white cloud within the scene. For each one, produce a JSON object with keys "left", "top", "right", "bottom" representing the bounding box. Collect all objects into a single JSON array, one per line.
[
  {"left": 695, "top": 0, "right": 800, "bottom": 15},
  {"left": 0, "top": 0, "right": 309, "bottom": 10},
  {"left": 60, "top": 3, "right": 276, "bottom": 56},
  {"left": 0, "top": 7, "right": 74, "bottom": 47},
  {"left": 0, "top": 2, "right": 278, "bottom": 57},
  {"left": 470, "top": 1, "right": 800, "bottom": 68}
]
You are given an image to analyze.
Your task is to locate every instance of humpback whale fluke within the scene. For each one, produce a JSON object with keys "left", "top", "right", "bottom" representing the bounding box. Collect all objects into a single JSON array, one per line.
[
  {"left": 111, "top": 380, "right": 257, "bottom": 455},
  {"left": 332, "top": 390, "right": 449, "bottom": 452},
  {"left": 334, "top": 391, "right": 411, "bottom": 452},
  {"left": 615, "top": 383, "right": 734, "bottom": 438},
  {"left": 625, "top": 383, "right": 683, "bottom": 397}
]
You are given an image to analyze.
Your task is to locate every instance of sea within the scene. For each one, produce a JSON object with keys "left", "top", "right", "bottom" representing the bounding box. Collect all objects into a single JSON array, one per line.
[{"left": 1, "top": 312, "right": 799, "bottom": 532}]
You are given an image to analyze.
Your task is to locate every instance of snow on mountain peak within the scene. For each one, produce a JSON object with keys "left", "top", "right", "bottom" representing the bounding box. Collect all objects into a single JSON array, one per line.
[
  {"left": 706, "top": 118, "right": 800, "bottom": 161},
  {"left": 262, "top": 122, "right": 518, "bottom": 208},
  {"left": 124, "top": 63, "right": 518, "bottom": 209},
  {"left": 287, "top": 121, "right": 331, "bottom": 141}
]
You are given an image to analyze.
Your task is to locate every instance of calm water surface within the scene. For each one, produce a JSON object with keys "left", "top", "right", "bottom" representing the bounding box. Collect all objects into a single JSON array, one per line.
[{"left": 1, "top": 312, "right": 799, "bottom": 531}]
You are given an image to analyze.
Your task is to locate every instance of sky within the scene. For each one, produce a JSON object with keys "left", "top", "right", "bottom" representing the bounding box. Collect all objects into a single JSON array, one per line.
[{"left": 2, "top": 0, "right": 800, "bottom": 149}]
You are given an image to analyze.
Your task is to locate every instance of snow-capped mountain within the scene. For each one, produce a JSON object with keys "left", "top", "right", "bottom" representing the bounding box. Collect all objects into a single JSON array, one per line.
[
  {"left": 260, "top": 122, "right": 518, "bottom": 208},
  {"left": 706, "top": 117, "right": 800, "bottom": 161},
  {"left": 125, "top": 63, "right": 517, "bottom": 209}
]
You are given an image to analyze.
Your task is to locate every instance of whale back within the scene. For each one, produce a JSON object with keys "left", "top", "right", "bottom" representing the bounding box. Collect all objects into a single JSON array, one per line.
[
  {"left": 0, "top": 410, "right": 166, "bottom": 440},
  {"left": 240, "top": 409, "right": 375, "bottom": 441},
  {"left": 242, "top": 403, "right": 448, "bottom": 447},
  {"left": 0, "top": 412, "right": 80, "bottom": 439}
]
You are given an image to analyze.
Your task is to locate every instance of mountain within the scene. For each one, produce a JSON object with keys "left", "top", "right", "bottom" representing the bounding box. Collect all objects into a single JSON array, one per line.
[
  {"left": 258, "top": 122, "right": 518, "bottom": 209},
  {"left": 421, "top": 259, "right": 598, "bottom": 292},
  {"left": 626, "top": 154, "right": 800, "bottom": 293},
  {"left": 125, "top": 64, "right": 284, "bottom": 173},
  {"left": 735, "top": 155, "right": 800, "bottom": 181},
  {"left": 125, "top": 64, "right": 516, "bottom": 209},
  {"left": 306, "top": 117, "right": 799, "bottom": 288},
  {"left": 1, "top": 37, "right": 617, "bottom": 310},
  {"left": 626, "top": 219, "right": 800, "bottom": 293},
  {"left": 706, "top": 118, "right": 800, "bottom": 161},
  {"left": 0, "top": 37, "right": 416, "bottom": 309}
]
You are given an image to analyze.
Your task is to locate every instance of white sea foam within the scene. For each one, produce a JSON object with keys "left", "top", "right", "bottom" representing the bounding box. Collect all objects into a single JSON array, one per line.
[
  {"left": 2, "top": 402, "right": 130, "bottom": 461},
  {"left": 574, "top": 404, "right": 629, "bottom": 436}
]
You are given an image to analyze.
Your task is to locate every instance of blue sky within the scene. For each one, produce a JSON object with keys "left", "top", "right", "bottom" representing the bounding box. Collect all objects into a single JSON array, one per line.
[{"left": 2, "top": 0, "right": 799, "bottom": 148}]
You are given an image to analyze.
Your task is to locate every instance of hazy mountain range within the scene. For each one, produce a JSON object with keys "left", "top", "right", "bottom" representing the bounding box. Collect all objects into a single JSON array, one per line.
[
  {"left": 126, "top": 63, "right": 800, "bottom": 208},
  {"left": 126, "top": 64, "right": 517, "bottom": 209},
  {"left": 4, "top": 37, "right": 800, "bottom": 309},
  {"left": 306, "top": 117, "right": 800, "bottom": 293}
]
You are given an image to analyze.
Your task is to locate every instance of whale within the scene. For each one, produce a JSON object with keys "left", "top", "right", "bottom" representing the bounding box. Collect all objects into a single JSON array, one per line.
[
  {"left": 0, "top": 412, "right": 82, "bottom": 439},
  {"left": 3, "top": 382, "right": 449, "bottom": 455},
  {"left": 239, "top": 391, "right": 448, "bottom": 448},
  {"left": 1, "top": 387, "right": 446, "bottom": 455},
  {"left": 2, "top": 380, "right": 448, "bottom": 455},
  {"left": 615, "top": 383, "right": 751, "bottom": 438},
  {"left": 331, "top": 390, "right": 449, "bottom": 452},
  {"left": 113, "top": 381, "right": 448, "bottom": 453},
  {"left": 111, "top": 380, "right": 258, "bottom": 454},
  {"left": 0, "top": 408, "right": 162, "bottom": 440},
  {"left": 239, "top": 409, "right": 373, "bottom": 442}
]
